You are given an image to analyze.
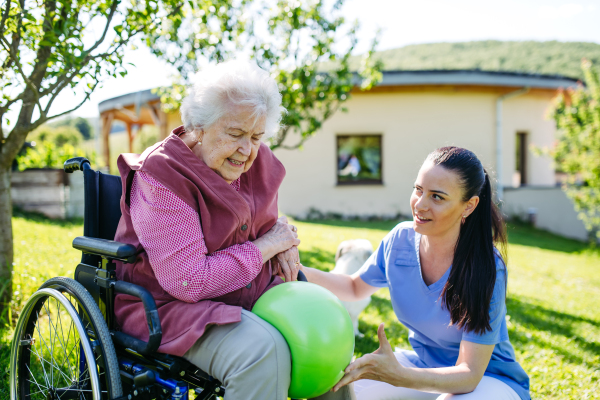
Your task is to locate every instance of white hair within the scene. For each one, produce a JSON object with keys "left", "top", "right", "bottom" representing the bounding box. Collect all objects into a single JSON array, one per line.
[{"left": 180, "top": 60, "right": 284, "bottom": 139}]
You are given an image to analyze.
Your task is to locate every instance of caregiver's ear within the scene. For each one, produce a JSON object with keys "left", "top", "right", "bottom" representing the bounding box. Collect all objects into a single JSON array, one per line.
[{"left": 464, "top": 196, "right": 480, "bottom": 217}]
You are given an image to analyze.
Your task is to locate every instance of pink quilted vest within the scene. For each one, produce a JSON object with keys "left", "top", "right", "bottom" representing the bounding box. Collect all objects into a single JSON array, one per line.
[{"left": 113, "top": 126, "right": 285, "bottom": 356}]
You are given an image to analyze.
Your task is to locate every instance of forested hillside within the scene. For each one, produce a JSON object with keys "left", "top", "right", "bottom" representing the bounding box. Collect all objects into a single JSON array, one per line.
[{"left": 360, "top": 41, "right": 600, "bottom": 80}]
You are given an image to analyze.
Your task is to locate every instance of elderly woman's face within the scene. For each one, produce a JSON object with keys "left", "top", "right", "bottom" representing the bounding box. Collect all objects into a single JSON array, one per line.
[{"left": 195, "top": 105, "right": 266, "bottom": 183}]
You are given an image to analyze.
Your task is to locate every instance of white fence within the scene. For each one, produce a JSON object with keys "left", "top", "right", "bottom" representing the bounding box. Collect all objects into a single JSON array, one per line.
[{"left": 11, "top": 169, "right": 85, "bottom": 219}]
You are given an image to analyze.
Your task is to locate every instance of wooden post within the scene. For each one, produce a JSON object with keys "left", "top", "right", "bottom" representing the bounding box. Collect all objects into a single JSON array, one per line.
[
  {"left": 159, "top": 108, "right": 169, "bottom": 140},
  {"left": 127, "top": 123, "right": 133, "bottom": 153},
  {"left": 147, "top": 102, "right": 169, "bottom": 140},
  {"left": 101, "top": 112, "right": 114, "bottom": 173}
]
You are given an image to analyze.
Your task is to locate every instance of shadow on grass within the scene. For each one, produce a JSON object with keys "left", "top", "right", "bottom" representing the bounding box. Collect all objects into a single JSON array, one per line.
[
  {"left": 506, "top": 222, "right": 596, "bottom": 254},
  {"left": 13, "top": 207, "right": 83, "bottom": 227},
  {"left": 299, "top": 248, "right": 336, "bottom": 271},
  {"left": 354, "top": 294, "right": 411, "bottom": 356},
  {"left": 355, "top": 293, "right": 600, "bottom": 366},
  {"left": 507, "top": 295, "right": 600, "bottom": 367}
]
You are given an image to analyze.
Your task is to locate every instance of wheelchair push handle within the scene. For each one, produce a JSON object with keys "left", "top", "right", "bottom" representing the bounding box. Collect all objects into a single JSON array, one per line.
[{"left": 64, "top": 157, "right": 91, "bottom": 173}]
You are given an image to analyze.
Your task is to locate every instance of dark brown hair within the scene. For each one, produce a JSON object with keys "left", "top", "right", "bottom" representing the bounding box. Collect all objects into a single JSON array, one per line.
[{"left": 426, "top": 146, "right": 507, "bottom": 334}]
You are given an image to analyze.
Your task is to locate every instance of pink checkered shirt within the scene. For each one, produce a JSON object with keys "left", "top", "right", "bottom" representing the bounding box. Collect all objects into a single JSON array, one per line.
[{"left": 130, "top": 171, "right": 263, "bottom": 303}]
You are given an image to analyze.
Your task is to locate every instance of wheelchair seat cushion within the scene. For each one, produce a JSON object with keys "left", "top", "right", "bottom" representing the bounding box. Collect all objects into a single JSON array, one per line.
[{"left": 112, "top": 127, "right": 286, "bottom": 356}]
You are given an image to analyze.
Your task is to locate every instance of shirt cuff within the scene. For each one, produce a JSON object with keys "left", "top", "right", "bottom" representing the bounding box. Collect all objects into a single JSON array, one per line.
[
  {"left": 462, "top": 332, "right": 507, "bottom": 346},
  {"left": 243, "top": 241, "right": 264, "bottom": 269}
]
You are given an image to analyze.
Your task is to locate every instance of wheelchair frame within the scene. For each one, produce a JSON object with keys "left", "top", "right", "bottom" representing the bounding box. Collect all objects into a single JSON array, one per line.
[{"left": 10, "top": 157, "right": 226, "bottom": 400}]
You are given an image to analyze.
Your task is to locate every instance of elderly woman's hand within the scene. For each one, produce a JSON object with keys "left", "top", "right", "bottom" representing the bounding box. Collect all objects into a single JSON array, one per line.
[
  {"left": 253, "top": 216, "right": 300, "bottom": 265},
  {"left": 272, "top": 246, "right": 300, "bottom": 282}
]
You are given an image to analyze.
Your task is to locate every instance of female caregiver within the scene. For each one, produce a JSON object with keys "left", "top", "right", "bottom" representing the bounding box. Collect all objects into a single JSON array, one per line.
[{"left": 303, "top": 147, "right": 530, "bottom": 400}]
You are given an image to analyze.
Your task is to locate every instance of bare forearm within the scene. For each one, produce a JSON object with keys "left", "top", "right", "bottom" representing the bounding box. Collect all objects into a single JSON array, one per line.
[
  {"left": 394, "top": 365, "right": 481, "bottom": 394},
  {"left": 252, "top": 236, "right": 278, "bottom": 263},
  {"left": 301, "top": 266, "right": 366, "bottom": 302},
  {"left": 335, "top": 327, "right": 492, "bottom": 396}
]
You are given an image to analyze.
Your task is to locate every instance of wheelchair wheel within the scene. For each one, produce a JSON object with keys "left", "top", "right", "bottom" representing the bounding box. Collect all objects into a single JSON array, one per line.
[{"left": 10, "top": 277, "right": 122, "bottom": 400}]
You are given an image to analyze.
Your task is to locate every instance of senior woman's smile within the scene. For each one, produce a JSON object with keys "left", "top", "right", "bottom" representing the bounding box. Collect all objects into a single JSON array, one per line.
[{"left": 189, "top": 105, "right": 267, "bottom": 183}]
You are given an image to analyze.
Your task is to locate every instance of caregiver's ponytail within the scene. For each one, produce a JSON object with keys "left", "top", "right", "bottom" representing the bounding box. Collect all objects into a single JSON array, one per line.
[{"left": 426, "top": 147, "right": 507, "bottom": 334}]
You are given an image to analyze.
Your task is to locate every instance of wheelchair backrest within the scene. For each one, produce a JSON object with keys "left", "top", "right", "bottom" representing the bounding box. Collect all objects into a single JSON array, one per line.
[
  {"left": 81, "top": 168, "right": 123, "bottom": 265},
  {"left": 73, "top": 167, "right": 124, "bottom": 327}
]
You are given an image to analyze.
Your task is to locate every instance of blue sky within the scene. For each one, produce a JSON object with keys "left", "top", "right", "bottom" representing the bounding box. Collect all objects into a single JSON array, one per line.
[{"left": 52, "top": 0, "right": 600, "bottom": 118}]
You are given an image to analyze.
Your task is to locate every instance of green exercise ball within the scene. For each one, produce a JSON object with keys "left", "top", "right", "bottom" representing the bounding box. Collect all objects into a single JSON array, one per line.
[{"left": 252, "top": 281, "right": 355, "bottom": 399}]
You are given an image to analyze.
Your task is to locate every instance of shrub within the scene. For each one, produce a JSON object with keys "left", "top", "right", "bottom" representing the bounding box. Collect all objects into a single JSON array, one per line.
[
  {"left": 29, "top": 125, "right": 83, "bottom": 147},
  {"left": 550, "top": 59, "right": 600, "bottom": 242},
  {"left": 16, "top": 142, "right": 96, "bottom": 171}
]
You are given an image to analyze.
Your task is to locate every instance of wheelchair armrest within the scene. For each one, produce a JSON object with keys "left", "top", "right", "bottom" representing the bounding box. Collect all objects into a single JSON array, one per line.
[
  {"left": 73, "top": 236, "right": 137, "bottom": 263},
  {"left": 112, "top": 280, "right": 163, "bottom": 355}
]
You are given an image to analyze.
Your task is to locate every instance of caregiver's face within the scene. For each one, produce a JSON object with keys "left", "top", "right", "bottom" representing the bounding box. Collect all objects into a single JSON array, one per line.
[
  {"left": 410, "top": 161, "right": 469, "bottom": 237},
  {"left": 196, "top": 105, "right": 266, "bottom": 183}
]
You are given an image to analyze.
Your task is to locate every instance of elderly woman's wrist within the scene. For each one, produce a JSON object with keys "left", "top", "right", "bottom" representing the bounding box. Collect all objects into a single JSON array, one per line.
[{"left": 252, "top": 236, "right": 275, "bottom": 263}]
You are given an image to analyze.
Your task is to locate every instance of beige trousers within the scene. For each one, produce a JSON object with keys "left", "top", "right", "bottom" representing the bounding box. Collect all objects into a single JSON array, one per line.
[
  {"left": 353, "top": 350, "right": 520, "bottom": 400},
  {"left": 183, "top": 309, "right": 356, "bottom": 400}
]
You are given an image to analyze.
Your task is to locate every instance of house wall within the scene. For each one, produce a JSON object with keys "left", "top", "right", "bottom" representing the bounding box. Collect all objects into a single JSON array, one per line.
[
  {"left": 503, "top": 187, "right": 588, "bottom": 241},
  {"left": 273, "top": 89, "right": 558, "bottom": 219},
  {"left": 158, "top": 85, "right": 586, "bottom": 240},
  {"left": 501, "top": 92, "right": 557, "bottom": 187}
]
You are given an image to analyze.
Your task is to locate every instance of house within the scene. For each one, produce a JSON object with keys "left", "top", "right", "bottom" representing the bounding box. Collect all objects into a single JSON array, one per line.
[{"left": 98, "top": 70, "right": 589, "bottom": 241}]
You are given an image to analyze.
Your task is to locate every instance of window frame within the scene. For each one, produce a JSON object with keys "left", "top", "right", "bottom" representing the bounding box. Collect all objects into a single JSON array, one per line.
[
  {"left": 516, "top": 131, "right": 528, "bottom": 186},
  {"left": 335, "top": 134, "right": 384, "bottom": 186}
]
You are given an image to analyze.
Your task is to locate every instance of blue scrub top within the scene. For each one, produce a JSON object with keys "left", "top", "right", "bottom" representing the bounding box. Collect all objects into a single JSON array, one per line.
[{"left": 358, "top": 222, "right": 530, "bottom": 400}]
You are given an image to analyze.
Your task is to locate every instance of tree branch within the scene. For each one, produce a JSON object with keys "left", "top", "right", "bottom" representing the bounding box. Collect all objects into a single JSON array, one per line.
[
  {"left": 280, "top": 132, "right": 310, "bottom": 150},
  {"left": 82, "top": 0, "right": 119, "bottom": 56},
  {"left": 1, "top": 122, "right": 38, "bottom": 169},
  {"left": 43, "top": 1, "right": 184, "bottom": 115},
  {"left": 0, "top": 77, "right": 98, "bottom": 170},
  {"left": 0, "top": 0, "right": 12, "bottom": 38},
  {"left": 273, "top": 97, "right": 344, "bottom": 151},
  {"left": 0, "top": 0, "right": 23, "bottom": 81},
  {"left": 0, "top": 37, "right": 44, "bottom": 118},
  {"left": 2, "top": 0, "right": 187, "bottom": 168},
  {"left": 46, "top": 82, "right": 98, "bottom": 122},
  {"left": 270, "top": 126, "right": 290, "bottom": 150},
  {"left": 0, "top": 87, "right": 29, "bottom": 115}
]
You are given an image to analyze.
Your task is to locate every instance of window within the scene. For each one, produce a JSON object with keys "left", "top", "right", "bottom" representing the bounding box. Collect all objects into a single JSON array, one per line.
[
  {"left": 336, "top": 135, "right": 382, "bottom": 185},
  {"left": 515, "top": 132, "right": 527, "bottom": 186}
]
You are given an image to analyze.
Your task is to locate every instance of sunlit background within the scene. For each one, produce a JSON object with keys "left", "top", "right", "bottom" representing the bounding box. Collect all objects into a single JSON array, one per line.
[{"left": 45, "top": 0, "right": 600, "bottom": 118}]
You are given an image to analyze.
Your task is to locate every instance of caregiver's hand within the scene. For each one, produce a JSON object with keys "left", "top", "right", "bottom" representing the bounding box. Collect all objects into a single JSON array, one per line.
[
  {"left": 333, "top": 323, "right": 403, "bottom": 392},
  {"left": 253, "top": 216, "right": 300, "bottom": 264},
  {"left": 272, "top": 246, "right": 300, "bottom": 282}
]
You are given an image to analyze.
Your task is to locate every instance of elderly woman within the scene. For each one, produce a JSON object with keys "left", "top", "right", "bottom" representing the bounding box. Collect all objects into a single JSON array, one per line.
[{"left": 113, "top": 60, "right": 303, "bottom": 400}]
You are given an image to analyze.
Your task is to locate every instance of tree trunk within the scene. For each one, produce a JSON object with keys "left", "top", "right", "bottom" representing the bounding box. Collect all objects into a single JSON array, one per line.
[{"left": 0, "top": 166, "right": 13, "bottom": 324}]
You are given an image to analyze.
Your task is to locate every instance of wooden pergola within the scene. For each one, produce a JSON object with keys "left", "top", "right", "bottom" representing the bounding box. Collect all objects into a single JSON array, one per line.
[{"left": 98, "top": 89, "right": 170, "bottom": 172}]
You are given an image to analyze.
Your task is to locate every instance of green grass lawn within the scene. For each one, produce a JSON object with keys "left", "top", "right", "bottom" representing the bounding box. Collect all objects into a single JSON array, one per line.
[{"left": 1, "top": 215, "right": 599, "bottom": 399}]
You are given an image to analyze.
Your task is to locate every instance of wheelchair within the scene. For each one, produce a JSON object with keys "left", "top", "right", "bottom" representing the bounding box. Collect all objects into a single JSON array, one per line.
[{"left": 10, "top": 157, "right": 307, "bottom": 400}]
